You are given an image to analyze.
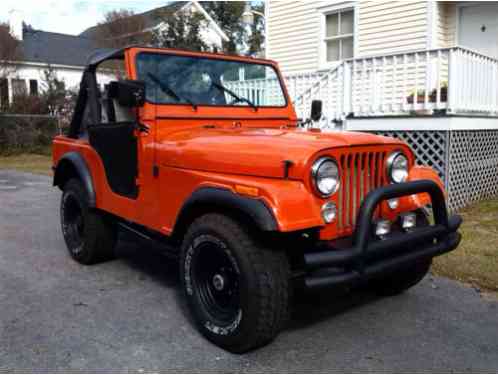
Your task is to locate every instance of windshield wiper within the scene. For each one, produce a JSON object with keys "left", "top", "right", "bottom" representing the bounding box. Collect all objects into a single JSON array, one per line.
[
  {"left": 212, "top": 82, "right": 258, "bottom": 111},
  {"left": 147, "top": 72, "right": 197, "bottom": 110}
]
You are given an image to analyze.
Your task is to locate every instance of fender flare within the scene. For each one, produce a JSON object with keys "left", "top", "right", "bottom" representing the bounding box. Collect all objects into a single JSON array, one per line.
[
  {"left": 174, "top": 187, "right": 278, "bottom": 234},
  {"left": 53, "top": 152, "right": 96, "bottom": 207}
]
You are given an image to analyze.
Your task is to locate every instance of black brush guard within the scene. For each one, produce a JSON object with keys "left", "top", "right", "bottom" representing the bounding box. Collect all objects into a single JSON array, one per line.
[{"left": 304, "top": 180, "right": 462, "bottom": 289}]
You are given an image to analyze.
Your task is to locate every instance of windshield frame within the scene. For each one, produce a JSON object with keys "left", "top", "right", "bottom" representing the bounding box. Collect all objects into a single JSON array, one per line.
[{"left": 134, "top": 51, "right": 289, "bottom": 109}]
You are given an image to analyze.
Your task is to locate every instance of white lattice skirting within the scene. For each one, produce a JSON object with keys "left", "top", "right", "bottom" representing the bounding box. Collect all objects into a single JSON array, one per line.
[{"left": 372, "top": 129, "right": 498, "bottom": 211}]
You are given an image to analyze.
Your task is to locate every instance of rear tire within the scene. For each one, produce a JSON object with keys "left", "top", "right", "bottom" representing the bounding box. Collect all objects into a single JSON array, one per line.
[
  {"left": 180, "top": 213, "right": 290, "bottom": 353},
  {"left": 60, "top": 178, "right": 116, "bottom": 265}
]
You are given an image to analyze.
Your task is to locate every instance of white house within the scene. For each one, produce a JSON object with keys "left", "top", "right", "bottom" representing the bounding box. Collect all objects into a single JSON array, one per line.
[
  {"left": 265, "top": 1, "right": 498, "bottom": 122},
  {"left": 259, "top": 1, "right": 498, "bottom": 210},
  {"left": 1, "top": 1, "right": 228, "bottom": 107}
]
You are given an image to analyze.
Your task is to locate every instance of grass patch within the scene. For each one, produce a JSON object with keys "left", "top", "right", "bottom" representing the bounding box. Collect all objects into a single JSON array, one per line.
[
  {"left": 0, "top": 153, "right": 52, "bottom": 175},
  {"left": 432, "top": 199, "right": 498, "bottom": 292}
]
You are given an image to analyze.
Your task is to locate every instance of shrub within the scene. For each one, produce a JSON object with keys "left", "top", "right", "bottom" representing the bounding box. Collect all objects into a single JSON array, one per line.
[
  {"left": 0, "top": 65, "right": 77, "bottom": 154},
  {"left": 0, "top": 114, "right": 57, "bottom": 155}
]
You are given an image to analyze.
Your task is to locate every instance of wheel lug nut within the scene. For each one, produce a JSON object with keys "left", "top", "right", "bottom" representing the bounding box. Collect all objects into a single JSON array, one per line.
[{"left": 212, "top": 274, "right": 225, "bottom": 291}]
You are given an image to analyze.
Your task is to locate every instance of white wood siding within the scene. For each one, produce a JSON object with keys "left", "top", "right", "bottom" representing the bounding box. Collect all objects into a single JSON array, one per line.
[
  {"left": 357, "top": 1, "right": 428, "bottom": 56},
  {"left": 267, "top": 1, "right": 435, "bottom": 75},
  {"left": 267, "top": 1, "right": 324, "bottom": 74}
]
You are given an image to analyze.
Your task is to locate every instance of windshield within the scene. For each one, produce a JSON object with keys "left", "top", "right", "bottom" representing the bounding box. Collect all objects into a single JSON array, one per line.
[{"left": 135, "top": 53, "right": 287, "bottom": 108}]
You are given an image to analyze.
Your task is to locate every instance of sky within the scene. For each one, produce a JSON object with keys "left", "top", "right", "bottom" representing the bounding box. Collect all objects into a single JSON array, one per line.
[{"left": 0, "top": 0, "right": 174, "bottom": 35}]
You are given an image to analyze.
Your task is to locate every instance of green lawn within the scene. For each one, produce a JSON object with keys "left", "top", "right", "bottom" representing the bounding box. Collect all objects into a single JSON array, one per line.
[
  {"left": 432, "top": 199, "right": 498, "bottom": 293},
  {"left": 1, "top": 153, "right": 497, "bottom": 293},
  {"left": 0, "top": 153, "right": 52, "bottom": 175}
]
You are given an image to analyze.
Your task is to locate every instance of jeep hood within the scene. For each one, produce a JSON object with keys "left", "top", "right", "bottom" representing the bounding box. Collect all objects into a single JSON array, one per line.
[{"left": 155, "top": 127, "right": 404, "bottom": 180}]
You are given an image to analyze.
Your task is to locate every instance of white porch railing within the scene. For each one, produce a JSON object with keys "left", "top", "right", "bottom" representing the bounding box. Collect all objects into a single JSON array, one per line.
[
  {"left": 227, "top": 47, "right": 498, "bottom": 125},
  {"left": 289, "top": 65, "right": 349, "bottom": 124},
  {"left": 448, "top": 48, "right": 498, "bottom": 115},
  {"left": 290, "top": 46, "right": 498, "bottom": 124}
]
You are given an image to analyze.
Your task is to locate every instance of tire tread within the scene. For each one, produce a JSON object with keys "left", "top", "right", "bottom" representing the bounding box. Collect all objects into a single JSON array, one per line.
[
  {"left": 181, "top": 213, "right": 289, "bottom": 353},
  {"left": 61, "top": 179, "right": 116, "bottom": 265}
]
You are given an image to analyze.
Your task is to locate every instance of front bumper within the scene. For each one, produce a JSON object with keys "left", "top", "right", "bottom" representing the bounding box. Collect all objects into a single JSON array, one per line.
[{"left": 303, "top": 180, "right": 462, "bottom": 289}]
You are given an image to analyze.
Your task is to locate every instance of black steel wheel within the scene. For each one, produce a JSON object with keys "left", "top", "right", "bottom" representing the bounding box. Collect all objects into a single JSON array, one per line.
[
  {"left": 61, "top": 190, "right": 85, "bottom": 254},
  {"left": 180, "top": 213, "right": 290, "bottom": 353},
  {"left": 191, "top": 239, "right": 241, "bottom": 327},
  {"left": 60, "top": 178, "right": 116, "bottom": 265}
]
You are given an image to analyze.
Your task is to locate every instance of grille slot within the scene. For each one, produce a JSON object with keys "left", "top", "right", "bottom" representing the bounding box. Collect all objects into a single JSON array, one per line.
[{"left": 338, "top": 151, "right": 387, "bottom": 231}]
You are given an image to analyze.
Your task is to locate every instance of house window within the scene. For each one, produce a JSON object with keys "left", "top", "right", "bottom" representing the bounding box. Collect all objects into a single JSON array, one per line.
[
  {"left": 324, "top": 9, "right": 354, "bottom": 62},
  {"left": 29, "top": 80, "right": 38, "bottom": 96},
  {"left": 0, "top": 79, "right": 8, "bottom": 108},
  {"left": 12, "top": 79, "right": 27, "bottom": 97}
]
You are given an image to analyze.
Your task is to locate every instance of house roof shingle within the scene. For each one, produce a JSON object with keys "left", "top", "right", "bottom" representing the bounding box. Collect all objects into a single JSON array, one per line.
[
  {"left": 20, "top": 28, "right": 106, "bottom": 67},
  {"left": 16, "top": 1, "right": 219, "bottom": 68}
]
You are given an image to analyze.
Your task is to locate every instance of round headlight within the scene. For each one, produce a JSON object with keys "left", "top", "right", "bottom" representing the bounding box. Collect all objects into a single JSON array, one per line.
[
  {"left": 311, "top": 157, "right": 340, "bottom": 196},
  {"left": 386, "top": 152, "right": 409, "bottom": 183}
]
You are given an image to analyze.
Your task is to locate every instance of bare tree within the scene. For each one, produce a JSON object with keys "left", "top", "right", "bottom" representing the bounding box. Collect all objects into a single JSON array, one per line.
[
  {"left": 0, "top": 23, "right": 22, "bottom": 76},
  {"left": 93, "top": 9, "right": 150, "bottom": 48},
  {"left": 0, "top": 23, "right": 22, "bottom": 110}
]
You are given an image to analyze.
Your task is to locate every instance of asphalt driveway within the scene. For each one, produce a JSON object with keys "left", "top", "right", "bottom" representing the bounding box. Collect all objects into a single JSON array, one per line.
[{"left": 0, "top": 170, "right": 497, "bottom": 373}]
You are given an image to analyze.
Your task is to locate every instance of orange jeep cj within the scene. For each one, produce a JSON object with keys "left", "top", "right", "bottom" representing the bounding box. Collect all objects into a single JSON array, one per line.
[{"left": 52, "top": 46, "right": 462, "bottom": 353}]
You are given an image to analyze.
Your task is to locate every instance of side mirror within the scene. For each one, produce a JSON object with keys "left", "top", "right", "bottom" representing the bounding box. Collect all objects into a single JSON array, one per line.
[
  {"left": 310, "top": 100, "right": 323, "bottom": 122},
  {"left": 108, "top": 80, "right": 145, "bottom": 107}
]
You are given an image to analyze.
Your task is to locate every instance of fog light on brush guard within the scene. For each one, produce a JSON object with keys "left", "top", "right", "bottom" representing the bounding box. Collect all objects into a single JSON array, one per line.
[
  {"left": 375, "top": 219, "right": 391, "bottom": 238},
  {"left": 401, "top": 213, "right": 417, "bottom": 231}
]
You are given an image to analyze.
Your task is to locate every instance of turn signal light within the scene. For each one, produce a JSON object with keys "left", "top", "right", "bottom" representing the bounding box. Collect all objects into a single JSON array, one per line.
[{"left": 234, "top": 185, "right": 259, "bottom": 197}]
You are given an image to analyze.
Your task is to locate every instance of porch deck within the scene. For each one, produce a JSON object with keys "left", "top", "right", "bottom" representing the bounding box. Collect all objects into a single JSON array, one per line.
[
  {"left": 286, "top": 46, "right": 498, "bottom": 126},
  {"left": 228, "top": 46, "right": 498, "bottom": 126}
]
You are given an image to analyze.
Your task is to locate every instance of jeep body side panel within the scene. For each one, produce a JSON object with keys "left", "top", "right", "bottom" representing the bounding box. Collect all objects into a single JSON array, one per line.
[
  {"left": 151, "top": 163, "right": 437, "bottom": 238},
  {"left": 151, "top": 166, "right": 323, "bottom": 236},
  {"left": 52, "top": 48, "right": 159, "bottom": 226},
  {"left": 52, "top": 137, "right": 140, "bottom": 221}
]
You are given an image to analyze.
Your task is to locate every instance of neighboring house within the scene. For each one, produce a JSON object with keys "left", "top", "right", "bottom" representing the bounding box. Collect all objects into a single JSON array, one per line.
[
  {"left": 259, "top": 1, "right": 498, "bottom": 210},
  {"left": 0, "top": 16, "right": 108, "bottom": 106},
  {"left": 80, "top": 1, "right": 228, "bottom": 51},
  {"left": 0, "top": 1, "right": 228, "bottom": 107}
]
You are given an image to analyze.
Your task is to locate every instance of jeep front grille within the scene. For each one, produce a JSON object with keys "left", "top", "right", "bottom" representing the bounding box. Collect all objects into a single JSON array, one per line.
[{"left": 337, "top": 151, "right": 388, "bottom": 232}]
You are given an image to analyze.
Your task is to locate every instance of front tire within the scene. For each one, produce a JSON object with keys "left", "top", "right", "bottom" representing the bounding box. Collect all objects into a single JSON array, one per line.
[
  {"left": 180, "top": 214, "right": 289, "bottom": 353},
  {"left": 370, "top": 211, "right": 431, "bottom": 296},
  {"left": 370, "top": 259, "right": 432, "bottom": 296},
  {"left": 60, "top": 178, "right": 116, "bottom": 265}
]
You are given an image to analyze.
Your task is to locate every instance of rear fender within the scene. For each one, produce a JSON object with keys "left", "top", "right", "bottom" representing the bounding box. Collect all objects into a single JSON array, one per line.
[{"left": 53, "top": 152, "right": 96, "bottom": 207}]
